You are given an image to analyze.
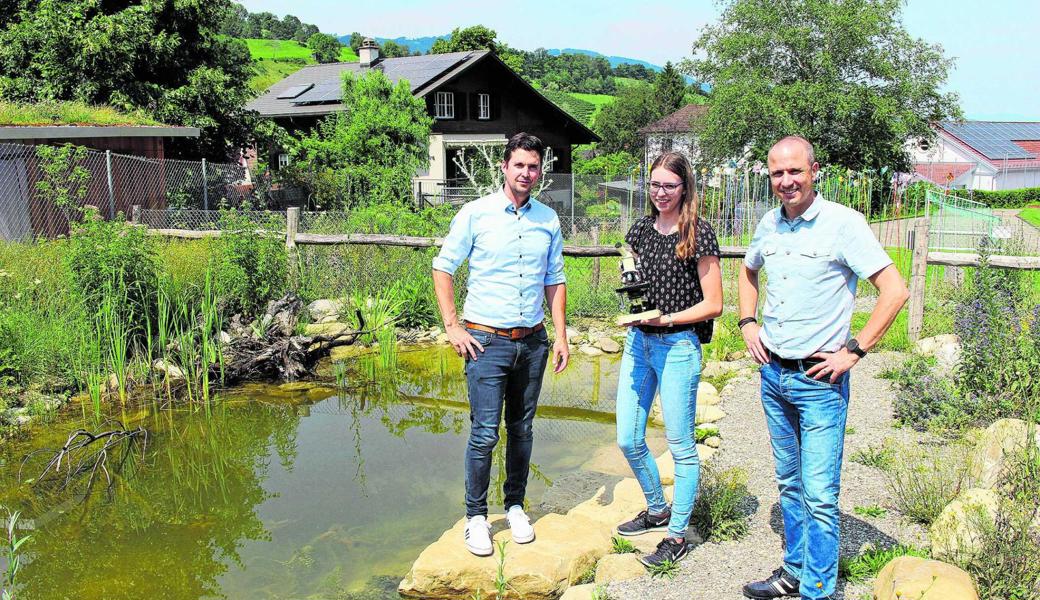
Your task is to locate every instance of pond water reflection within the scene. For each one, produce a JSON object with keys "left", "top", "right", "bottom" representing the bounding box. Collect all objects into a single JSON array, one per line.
[{"left": 0, "top": 346, "right": 623, "bottom": 600}]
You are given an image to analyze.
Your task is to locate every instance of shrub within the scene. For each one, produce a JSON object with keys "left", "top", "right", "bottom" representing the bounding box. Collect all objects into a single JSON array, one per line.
[
  {"left": 213, "top": 209, "right": 288, "bottom": 316},
  {"left": 64, "top": 208, "right": 159, "bottom": 327},
  {"left": 691, "top": 466, "right": 751, "bottom": 541},
  {"left": 885, "top": 441, "right": 971, "bottom": 525},
  {"left": 963, "top": 186, "right": 1040, "bottom": 209},
  {"left": 838, "top": 544, "right": 927, "bottom": 583}
]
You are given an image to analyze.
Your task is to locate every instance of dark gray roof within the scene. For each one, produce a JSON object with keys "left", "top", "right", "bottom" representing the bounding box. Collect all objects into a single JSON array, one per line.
[
  {"left": 942, "top": 120, "right": 1040, "bottom": 160},
  {"left": 247, "top": 51, "right": 486, "bottom": 118}
]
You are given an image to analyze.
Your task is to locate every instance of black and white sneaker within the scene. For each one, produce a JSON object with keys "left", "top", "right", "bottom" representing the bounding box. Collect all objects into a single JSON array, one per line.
[
  {"left": 637, "top": 537, "right": 690, "bottom": 568},
  {"left": 615, "top": 508, "right": 670, "bottom": 536},
  {"left": 742, "top": 567, "right": 800, "bottom": 598}
]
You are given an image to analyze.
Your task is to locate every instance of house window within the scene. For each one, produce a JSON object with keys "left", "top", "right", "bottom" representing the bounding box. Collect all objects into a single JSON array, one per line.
[
  {"left": 435, "top": 92, "right": 455, "bottom": 119},
  {"left": 659, "top": 137, "right": 673, "bottom": 153},
  {"left": 478, "top": 93, "right": 491, "bottom": 120},
  {"left": 278, "top": 153, "right": 290, "bottom": 168}
]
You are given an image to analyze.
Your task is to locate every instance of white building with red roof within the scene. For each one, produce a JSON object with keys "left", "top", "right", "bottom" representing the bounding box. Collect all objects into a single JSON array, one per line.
[{"left": 911, "top": 121, "right": 1040, "bottom": 190}]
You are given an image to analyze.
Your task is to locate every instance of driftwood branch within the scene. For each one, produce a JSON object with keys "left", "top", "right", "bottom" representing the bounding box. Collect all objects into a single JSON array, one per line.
[{"left": 24, "top": 424, "right": 147, "bottom": 497}]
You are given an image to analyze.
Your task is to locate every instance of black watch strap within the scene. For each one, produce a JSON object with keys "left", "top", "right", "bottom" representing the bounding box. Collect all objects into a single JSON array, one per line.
[
  {"left": 737, "top": 317, "right": 757, "bottom": 329},
  {"left": 846, "top": 338, "right": 867, "bottom": 358}
]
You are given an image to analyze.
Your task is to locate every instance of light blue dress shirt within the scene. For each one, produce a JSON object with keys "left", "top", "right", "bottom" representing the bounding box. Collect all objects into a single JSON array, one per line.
[
  {"left": 432, "top": 189, "right": 566, "bottom": 328},
  {"left": 744, "top": 195, "right": 892, "bottom": 359}
]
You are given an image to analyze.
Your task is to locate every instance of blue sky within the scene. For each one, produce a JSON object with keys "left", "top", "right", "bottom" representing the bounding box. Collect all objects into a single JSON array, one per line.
[{"left": 240, "top": 0, "right": 1038, "bottom": 121}]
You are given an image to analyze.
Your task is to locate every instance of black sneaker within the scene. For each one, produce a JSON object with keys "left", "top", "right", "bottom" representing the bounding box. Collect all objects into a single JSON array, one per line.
[
  {"left": 615, "top": 508, "right": 670, "bottom": 536},
  {"left": 637, "top": 537, "right": 689, "bottom": 568},
  {"left": 742, "top": 567, "right": 800, "bottom": 598}
]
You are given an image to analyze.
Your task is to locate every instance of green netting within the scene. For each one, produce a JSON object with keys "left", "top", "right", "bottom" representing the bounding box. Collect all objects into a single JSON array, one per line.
[{"left": 927, "top": 189, "right": 999, "bottom": 251}]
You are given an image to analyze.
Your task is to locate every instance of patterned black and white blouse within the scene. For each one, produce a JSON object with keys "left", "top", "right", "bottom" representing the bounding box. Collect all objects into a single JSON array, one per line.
[{"left": 625, "top": 215, "right": 721, "bottom": 342}]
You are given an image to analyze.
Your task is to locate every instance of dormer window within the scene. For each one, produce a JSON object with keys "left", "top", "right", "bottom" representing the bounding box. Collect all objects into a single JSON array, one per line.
[
  {"left": 478, "top": 93, "right": 491, "bottom": 120},
  {"left": 435, "top": 92, "right": 455, "bottom": 119}
]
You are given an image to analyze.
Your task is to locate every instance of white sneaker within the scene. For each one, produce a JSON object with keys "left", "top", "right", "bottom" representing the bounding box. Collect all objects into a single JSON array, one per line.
[
  {"left": 464, "top": 515, "right": 493, "bottom": 556},
  {"left": 506, "top": 505, "right": 535, "bottom": 544}
]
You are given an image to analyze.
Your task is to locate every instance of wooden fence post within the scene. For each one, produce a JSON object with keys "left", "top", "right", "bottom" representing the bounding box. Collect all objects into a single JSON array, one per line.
[
  {"left": 131, "top": 205, "right": 141, "bottom": 225},
  {"left": 908, "top": 217, "right": 930, "bottom": 343},
  {"left": 286, "top": 207, "right": 300, "bottom": 287},
  {"left": 285, "top": 207, "right": 299, "bottom": 250}
]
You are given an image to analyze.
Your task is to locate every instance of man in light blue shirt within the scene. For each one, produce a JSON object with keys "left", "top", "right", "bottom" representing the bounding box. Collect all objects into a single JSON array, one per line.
[
  {"left": 432, "top": 132, "right": 569, "bottom": 557},
  {"left": 737, "top": 137, "right": 908, "bottom": 600}
]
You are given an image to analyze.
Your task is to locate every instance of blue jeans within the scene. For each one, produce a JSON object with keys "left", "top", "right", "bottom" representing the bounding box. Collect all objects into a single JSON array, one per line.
[
  {"left": 463, "top": 327, "right": 550, "bottom": 518},
  {"left": 760, "top": 358, "right": 851, "bottom": 600},
  {"left": 616, "top": 327, "right": 702, "bottom": 538}
]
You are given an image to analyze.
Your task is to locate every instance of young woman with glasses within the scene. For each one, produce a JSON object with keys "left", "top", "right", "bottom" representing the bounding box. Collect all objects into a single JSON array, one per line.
[{"left": 613, "top": 152, "right": 723, "bottom": 569}]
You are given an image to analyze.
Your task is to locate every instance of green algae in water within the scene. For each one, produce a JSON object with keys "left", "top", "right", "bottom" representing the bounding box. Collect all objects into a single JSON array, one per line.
[{"left": 0, "top": 348, "right": 622, "bottom": 600}]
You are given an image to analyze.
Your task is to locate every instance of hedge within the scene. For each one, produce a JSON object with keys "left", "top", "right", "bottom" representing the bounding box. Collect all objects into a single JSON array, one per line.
[{"left": 965, "top": 187, "right": 1040, "bottom": 209}]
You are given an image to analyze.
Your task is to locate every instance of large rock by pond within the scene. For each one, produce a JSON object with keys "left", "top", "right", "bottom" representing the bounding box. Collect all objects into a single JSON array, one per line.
[
  {"left": 969, "top": 418, "right": 1040, "bottom": 490},
  {"left": 398, "top": 512, "right": 611, "bottom": 600},
  {"left": 595, "top": 337, "right": 621, "bottom": 354},
  {"left": 929, "top": 488, "right": 1000, "bottom": 562},
  {"left": 594, "top": 554, "right": 644, "bottom": 583},
  {"left": 873, "top": 556, "right": 978, "bottom": 600},
  {"left": 306, "top": 298, "right": 348, "bottom": 323},
  {"left": 914, "top": 334, "right": 960, "bottom": 357},
  {"left": 559, "top": 583, "right": 595, "bottom": 600}
]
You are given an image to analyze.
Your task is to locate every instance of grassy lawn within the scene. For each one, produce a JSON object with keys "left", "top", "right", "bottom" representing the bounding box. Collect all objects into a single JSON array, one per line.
[
  {"left": 1019, "top": 206, "right": 1040, "bottom": 229},
  {"left": 0, "top": 101, "right": 161, "bottom": 126}
]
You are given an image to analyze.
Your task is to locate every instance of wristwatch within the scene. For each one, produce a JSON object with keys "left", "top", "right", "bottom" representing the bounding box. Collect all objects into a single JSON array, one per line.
[
  {"left": 845, "top": 338, "right": 867, "bottom": 358},
  {"left": 662, "top": 313, "right": 674, "bottom": 327}
]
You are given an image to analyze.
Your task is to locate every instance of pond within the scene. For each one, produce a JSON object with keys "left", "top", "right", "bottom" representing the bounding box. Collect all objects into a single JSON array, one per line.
[{"left": 0, "top": 346, "right": 624, "bottom": 600}]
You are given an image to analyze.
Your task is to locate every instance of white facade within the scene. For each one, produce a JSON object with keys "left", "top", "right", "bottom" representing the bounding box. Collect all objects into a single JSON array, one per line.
[
  {"left": 644, "top": 132, "right": 699, "bottom": 167},
  {"left": 910, "top": 130, "right": 1040, "bottom": 191}
]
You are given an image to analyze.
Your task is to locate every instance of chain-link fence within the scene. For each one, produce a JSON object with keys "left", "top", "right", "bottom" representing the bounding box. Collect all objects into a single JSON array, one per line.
[{"left": 0, "top": 142, "right": 250, "bottom": 241}]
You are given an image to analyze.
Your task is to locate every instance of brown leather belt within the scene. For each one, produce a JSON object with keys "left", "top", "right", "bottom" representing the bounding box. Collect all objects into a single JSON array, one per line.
[{"left": 466, "top": 321, "right": 544, "bottom": 340}]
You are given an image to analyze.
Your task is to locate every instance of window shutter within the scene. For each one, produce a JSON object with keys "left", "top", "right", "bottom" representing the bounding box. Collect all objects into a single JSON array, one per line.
[
  {"left": 454, "top": 92, "right": 465, "bottom": 121},
  {"left": 490, "top": 93, "right": 501, "bottom": 121},
  {"left": 469, "top": 93, "right": 479, "bottom": 120},
  {"left": 425, "top": 94, "right": 435, "bottom": 118}
]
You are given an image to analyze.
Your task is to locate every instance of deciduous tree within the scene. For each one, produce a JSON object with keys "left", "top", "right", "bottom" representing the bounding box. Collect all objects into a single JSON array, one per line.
[
  {"left": 0, "top": 0, "right": 256, "bottom": 160},
  {"left": 683, "top": 0, "right": 961, "bottom": 170},
  {"left": 307, "top": 32, "right": 342, "bottom": 64},
  {"left": 285, "top": 70, "right": 432, "bottom": 209}
]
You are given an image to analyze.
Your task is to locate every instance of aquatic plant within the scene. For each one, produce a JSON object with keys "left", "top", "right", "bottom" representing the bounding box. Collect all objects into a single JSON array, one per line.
[{"left": 2, "top": 507, "right": 30, "bottom": 600}]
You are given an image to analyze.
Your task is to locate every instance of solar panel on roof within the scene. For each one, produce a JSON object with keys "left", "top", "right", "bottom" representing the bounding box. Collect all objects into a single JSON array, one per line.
[
  {"left": 944, "top": 121, "right": 1040, "bottom": 160},
  {"left": 276, "top": 83, "right": 314, "bottom": 99},
  {"left": 292, "top": 81, "right": 343, "bottom": 105}
]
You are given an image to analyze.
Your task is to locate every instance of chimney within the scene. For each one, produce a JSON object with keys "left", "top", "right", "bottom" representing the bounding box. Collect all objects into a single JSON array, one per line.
[{"left": 359, "top": 38, "right": 380, "bottom": 68}]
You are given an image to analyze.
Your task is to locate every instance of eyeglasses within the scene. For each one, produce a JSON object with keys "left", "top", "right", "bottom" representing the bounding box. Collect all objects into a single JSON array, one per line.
[{"left": 649, "top": 182, "right": 683, "bottom": 193}]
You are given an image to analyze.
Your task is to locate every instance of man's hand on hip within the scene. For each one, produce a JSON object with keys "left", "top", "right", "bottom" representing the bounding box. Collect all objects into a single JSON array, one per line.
[
  {"left": 805, "top": 349, "right": 860, "bottom": 383},
  {"left": 551, "top": 337, "right": 570, "bottom": 374},
  {"left": 739, "top": 322, "right": 770, "bottom": 364},
  {"left": 447, "top": 324, "right": 484, "bottom": 360}
]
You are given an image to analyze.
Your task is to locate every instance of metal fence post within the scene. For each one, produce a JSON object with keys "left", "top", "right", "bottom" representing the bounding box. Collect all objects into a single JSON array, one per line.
[
  {"left": 105, "top": 150, "right": 115, "bottom": 219},
  {"left": 908, "top": 217, "right": 930, "bottom": 342},
  {"left": 570, "top": 173, "right": 576, "bottom": 236},
  {"left": 131, "top": 205, "right": 141, "bottom": 225},
  {"left": 202, "top": 158, "right": 209, "bottom": 211}
]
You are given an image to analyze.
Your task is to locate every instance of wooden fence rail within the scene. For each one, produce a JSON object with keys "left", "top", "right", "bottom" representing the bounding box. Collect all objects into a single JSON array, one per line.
[{"left": 133, "top": 207, "right": 1040, "bottom": 343}]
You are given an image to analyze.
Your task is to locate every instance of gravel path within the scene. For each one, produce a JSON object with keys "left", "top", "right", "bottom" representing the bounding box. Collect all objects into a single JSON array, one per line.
[{"left": 607, "top": 351, "right": 926, "bottom": 600}]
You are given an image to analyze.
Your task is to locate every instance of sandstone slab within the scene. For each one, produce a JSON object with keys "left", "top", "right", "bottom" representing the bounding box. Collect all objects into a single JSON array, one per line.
[
  {"left": 579, "top": 345, "right": 605, "bottom": 357},
  {"left": 969, "top": 418, "right": 1040, "bottom": 490},
  {"left": 929, "top": 488, "right": 1000, "bottom": 562},
  {"left": 596, "top": 337, "right": 621, "bottom": 354},
  {"left": 874, "top": 556, "right": 977, "bottom": 600},
  {"left": 594, "top": 553, "right": 644, "bottom": 583}
]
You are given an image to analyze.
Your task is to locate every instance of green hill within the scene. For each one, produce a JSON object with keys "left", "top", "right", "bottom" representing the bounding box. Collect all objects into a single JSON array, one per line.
[
  {"left": 243, "top": 38, "right": 358, "bottom": 96},
  {"left": 541, "top": 91, "right": 618, "bottom": 128},
  {"left": 244, "top": 38, "right": 358, "bottom": 62}
]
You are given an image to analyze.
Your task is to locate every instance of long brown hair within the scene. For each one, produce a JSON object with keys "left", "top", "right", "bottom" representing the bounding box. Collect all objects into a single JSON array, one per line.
[{"left": 649, "top": 152, "right": 699, "bottom": 260}]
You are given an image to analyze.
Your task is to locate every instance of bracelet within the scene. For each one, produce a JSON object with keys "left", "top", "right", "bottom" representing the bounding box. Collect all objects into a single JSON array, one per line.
[
  {"left": 737, "top": 317, "right": 757, "bottom": 329},
  {"left": 663, "top": 313, "right": 674, "bottom": 327}
]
